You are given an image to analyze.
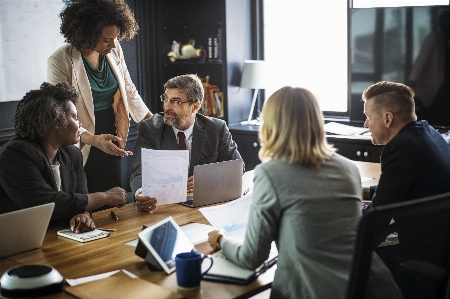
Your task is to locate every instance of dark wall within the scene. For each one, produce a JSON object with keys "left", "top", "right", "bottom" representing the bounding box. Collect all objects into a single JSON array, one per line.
[
  {"left": 119, "top": 0, "right": 145, "bottom": 191},
  {"left": 350, "top": 94, "right": 365, "bottom": 125},
  {"left": 0, "top": 101, "right": 17, "bottom": 146}
]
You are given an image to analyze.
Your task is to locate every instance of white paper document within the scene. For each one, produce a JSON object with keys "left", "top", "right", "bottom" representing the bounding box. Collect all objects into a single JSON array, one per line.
[
  {"left": 324, "top": 122, "right": 369, "bottom": 136},
  {"left": 199, "top": 193, "right": 279, "bottom": 283},
  {"left": 199, "top": 193, "right": 253, "bottom": 241},
  {"left": 141, "top": 149, "right": 189, "bottom": 205},
  {"left": 180, "top": 222, "right": 215, "bottom": 245},
  {"left": 361, "top": 177, "right": 374, "bottom": 183},
  {"left": 66, "top": 269, "right": 137, "bottom": 286}
]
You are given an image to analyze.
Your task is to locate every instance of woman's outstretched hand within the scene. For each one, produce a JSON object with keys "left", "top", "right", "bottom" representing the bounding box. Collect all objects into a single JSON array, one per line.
[{"left": 94, "top": 134, "right": 133, "bottom": 156}]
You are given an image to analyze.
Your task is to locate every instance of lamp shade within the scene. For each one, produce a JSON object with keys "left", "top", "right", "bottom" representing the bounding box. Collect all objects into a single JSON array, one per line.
[{"left": 240, "top": 60, "right": 268, "bottom": 89}]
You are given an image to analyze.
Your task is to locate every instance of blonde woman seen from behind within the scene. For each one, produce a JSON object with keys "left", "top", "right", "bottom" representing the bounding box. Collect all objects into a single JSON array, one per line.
[{"left": 208, "top": 86, "right": 402, "bottom": 299}]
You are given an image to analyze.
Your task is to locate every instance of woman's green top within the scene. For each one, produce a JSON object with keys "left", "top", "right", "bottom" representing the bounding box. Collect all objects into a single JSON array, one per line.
[{"left": 82, "top": 55, "right": 119, "bottom": 112}]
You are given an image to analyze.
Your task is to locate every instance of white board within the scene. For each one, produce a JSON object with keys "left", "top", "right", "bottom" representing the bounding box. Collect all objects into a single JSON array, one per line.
[{"left": 0, "top": 0, "right": 65, "bottom": 102}]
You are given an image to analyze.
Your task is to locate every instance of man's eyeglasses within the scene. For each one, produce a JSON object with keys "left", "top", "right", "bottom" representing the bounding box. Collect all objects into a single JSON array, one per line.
[{"left": 160, "top": 95, "right": 193, "bottom": 106}]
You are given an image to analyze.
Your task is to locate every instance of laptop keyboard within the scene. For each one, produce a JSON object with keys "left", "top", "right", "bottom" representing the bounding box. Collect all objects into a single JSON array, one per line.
[{"left": 179, "top": 198, "right": 194, "bottom": 207}]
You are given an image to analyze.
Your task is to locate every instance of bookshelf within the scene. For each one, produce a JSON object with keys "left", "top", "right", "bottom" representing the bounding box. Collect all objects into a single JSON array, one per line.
[{"left": 150, "top": 0, "right": 253, "bottom": 124}]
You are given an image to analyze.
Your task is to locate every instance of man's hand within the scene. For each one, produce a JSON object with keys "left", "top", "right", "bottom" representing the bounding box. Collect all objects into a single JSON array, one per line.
[
  {"left": 70, "top": 212, "right": 95, "bottom": 233},
  {"left": 187, "top": 176, "right": 194, "bottom": 193},
  {"left": 135, "top": 193, "right": 157, "bottom": 213}
]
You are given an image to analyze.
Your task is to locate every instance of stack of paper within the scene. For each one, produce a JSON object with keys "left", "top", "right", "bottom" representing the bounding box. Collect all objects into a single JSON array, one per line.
[
  {"left": 180, "top": 223, "right": 214, "bottom": 245},
  {"left": 324, "top": 122, "right": 369, "bottom": 136}
]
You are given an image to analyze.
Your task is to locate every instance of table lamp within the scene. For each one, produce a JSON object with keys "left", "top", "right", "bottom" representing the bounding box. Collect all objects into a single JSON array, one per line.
[{"left": 240, "top": 60, "right": 268, "bottom": 125}]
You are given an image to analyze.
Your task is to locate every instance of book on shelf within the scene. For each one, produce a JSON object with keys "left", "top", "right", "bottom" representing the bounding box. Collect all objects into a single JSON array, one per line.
[
  {"left": 214, "top": 28, "right": 223, "bottom": 62},
  {"left": 213, "top": 36, "right": 218, "bottom": 60},
  {"left": 214, "top": 91, "right": 224, "bottom": 117},
  {"left": 201, "top": 75, "right": 223, "bottom": 117},
  {"left": 207, "top": 85, "right": 220, "bottom": 116},
  {"left": 207, "top": 37, "right": 213, "bottom": 60}
]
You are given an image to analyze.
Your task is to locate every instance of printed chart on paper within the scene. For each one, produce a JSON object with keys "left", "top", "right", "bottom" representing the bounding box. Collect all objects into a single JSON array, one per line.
[
  {"left": 199, "top": 194, "right": 253, "bottom": 241},
  {"left": 141, "top": 149, "right": 189, "bottom": 205}
]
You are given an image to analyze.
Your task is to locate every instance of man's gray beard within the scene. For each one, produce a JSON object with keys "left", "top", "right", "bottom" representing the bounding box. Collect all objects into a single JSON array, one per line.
[{"left": 164, "top": 113, "right": 192, "bottom": 129}]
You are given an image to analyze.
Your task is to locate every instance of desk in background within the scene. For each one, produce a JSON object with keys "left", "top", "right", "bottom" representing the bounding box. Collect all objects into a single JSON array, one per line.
[
  {"left": 229, "top": 123, "right": 384, "bottom": 171},
  {"left": 353, "top": 161, "right": 380, "bottom": 188},
  {"left": 0, "top": 162, "right": 380, "bottom": 299}
]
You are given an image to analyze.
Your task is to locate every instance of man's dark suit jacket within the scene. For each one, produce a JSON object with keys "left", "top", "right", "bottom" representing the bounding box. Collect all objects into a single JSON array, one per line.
[
  {"left": 364, "top": 120, "right": 450, "bottom": 273},
  {"left": 0, "top": 139, "right": 89, "bottom": 220},
  {"left": 130, "top": 113, "right": 242, "bottom": 196}
]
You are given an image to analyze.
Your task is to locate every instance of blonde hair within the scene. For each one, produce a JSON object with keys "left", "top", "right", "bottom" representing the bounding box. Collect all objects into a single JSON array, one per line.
[{"left": 258, "top": 86, "right": 335, "bottom": 168}]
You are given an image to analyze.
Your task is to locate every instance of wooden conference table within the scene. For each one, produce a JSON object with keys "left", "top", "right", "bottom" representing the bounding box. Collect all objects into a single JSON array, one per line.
[{"left": 0, "top": 161, "right": 380, "bottom": 299}]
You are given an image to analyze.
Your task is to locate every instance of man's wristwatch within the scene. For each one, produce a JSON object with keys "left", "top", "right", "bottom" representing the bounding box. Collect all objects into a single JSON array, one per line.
[{"left": 134, "top": 187, "right": 142, "bottom": 201}]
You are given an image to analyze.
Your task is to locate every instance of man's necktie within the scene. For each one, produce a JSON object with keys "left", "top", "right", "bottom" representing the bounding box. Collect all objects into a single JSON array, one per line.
[{"left": 178, "top": 132, "right": 186, "bottom": 150}]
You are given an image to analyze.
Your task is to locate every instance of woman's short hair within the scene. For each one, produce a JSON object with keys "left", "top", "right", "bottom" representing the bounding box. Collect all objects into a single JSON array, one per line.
[
  {"left": 60, "top": 0, "right": 139, "bottom": 51},
  {"left": 14, "top": 82, "right": 79, "bottom": 140},
  {"left": 258, "top": 86, "right": 335, "bottom": 168},
  {"left": 163, "top": 74, "right": 204, "bottom": 104},
  {"left": 362, "top": 81, "right": 416, "bottom": 124}
]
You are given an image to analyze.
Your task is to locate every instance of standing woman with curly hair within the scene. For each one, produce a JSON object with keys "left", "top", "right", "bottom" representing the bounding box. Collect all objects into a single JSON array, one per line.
[
  {"left": 0, "top": 83, "right": 127, "bottom": 232},
  {"left": 48, "top": 0, "right": 152, "bottom": 195}
]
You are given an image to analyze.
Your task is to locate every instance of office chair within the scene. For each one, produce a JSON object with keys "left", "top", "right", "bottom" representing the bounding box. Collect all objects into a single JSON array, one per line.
[{"left": 346, "top": 192, "right": 450, "bottom": 299}]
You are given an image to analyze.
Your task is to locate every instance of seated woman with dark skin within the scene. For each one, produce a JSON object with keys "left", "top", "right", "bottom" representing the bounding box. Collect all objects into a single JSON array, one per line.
[{"left": 0, "top": 83, "right": 127, "bottom": 233}]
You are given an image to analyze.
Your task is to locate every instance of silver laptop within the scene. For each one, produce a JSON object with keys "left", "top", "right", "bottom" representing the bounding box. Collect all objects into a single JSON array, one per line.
[
  {"left": 180, "top": 159, "right": 243, "bottom": 208},
  {"left": 0, "top": 203, "right": 54, "bottom": 258}
]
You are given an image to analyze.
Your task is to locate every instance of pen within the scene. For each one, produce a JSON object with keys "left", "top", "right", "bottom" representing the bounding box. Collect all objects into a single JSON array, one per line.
[
  {"left": 97, "top": 228, "right": 116, "bottom": 232},
  {"left": 243, "top": 188, "right": 250, "bottom": 196},
  {"left": 255, "top": 256, "right": 278, "bottom": 274},
  {"left": 111, "top": 211, "right": 118, "bottom": 221}
]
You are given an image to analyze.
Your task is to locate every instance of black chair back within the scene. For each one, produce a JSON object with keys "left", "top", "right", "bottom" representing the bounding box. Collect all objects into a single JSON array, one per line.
[{"left": 346, "top": 192, "right": 450, "bottom": 299}]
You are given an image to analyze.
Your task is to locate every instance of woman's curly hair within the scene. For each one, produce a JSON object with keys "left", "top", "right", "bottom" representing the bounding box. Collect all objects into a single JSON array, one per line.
[
  {"left": 60, "top": 0, "right": 139, "bottom": 51},
  {"left": 14, "top": 83, "right": 79, "bottom": 140}
]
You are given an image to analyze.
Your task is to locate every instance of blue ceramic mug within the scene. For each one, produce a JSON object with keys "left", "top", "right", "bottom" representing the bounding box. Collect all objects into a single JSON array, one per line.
[{"left": 175, "top": 251, "right": 213, "bottom": 290}]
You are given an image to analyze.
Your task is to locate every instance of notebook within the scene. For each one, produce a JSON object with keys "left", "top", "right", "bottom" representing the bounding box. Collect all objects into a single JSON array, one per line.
[
  {"left": 57, "top": 229, "right": 109, "bottom": 243},
  {"left": 0, "top": 203, "right": 54, "bottom": 258},
  {"left": 179, "top": 159, "right": 243, "bottom": 208},
  {"left": 202, "top": 249, "right": 278, "bottom": 285}
]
